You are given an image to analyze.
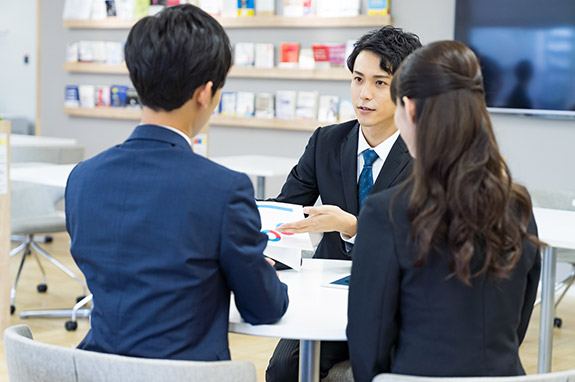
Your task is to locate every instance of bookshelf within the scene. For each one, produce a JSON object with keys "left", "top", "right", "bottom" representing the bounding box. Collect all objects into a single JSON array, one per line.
[
  {"left": 63, "top": 62, "right": 352, "bottom": 81},
  {"left": 63, "top": 14, "right": 392, "bottom": 29},
  {"left": 63, "top": 107, "right": 322, "bottom": 132}
]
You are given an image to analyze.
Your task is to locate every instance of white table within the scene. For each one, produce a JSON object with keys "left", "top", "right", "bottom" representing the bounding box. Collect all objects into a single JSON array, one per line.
[
  {"left": 229, "top": 259, "right": 350, "bottom": 382},
  {"left": 10, "top": 134, "right": 83, "bottom": 164},
  {"left": 532, "top": 207, "right": 575, "bottom": 373},
  {"left": 10, "top": 163, "right": 75, "bottom": 187},
  {"left": 10, "top": 134, "right": 78, "bottom": 147},
  {"left": 211, "top": 155, "right": 298, "bottom": 199}
]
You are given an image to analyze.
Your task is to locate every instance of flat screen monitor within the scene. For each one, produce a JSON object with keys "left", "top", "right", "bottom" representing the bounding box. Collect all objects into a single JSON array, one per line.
[{"left": 454, "top": 0, "right": 575, "bottom": 118}]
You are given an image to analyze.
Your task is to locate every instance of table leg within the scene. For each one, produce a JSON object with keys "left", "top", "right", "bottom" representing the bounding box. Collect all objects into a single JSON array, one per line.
[
  {"left": 299, "top": 339, "right": 320, "bottom": 382},
  {"left": 538, "top": 246, "right": 556, "bottom": 373},
  {"left": 257, "top": 176, "right": 265, "bottom": 200}
]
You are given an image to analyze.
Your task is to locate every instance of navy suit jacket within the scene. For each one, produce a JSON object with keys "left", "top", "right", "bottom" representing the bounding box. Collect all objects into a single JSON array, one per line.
[
  {"left": 348, "top": 185, "right": 541, "bottom": 382},
  {"left": 66, "top": 125, "right": 289, "bottom": 361},
  {"left": 275, "top": 120, "right": 412, "bottom": 260}
]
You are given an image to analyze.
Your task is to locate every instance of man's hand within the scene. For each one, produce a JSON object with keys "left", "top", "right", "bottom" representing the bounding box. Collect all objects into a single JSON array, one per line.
[{"left": 278, "top": 205, "right": 357, "bottom": 237}]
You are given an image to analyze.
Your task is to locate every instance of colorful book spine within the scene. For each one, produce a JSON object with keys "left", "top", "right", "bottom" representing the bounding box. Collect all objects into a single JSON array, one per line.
[
  {"left": 367, "top": 0, "right": 389, "bottom": 15},
  {"left": 238, "top": 0, "right": 255, "bottom": 16}
]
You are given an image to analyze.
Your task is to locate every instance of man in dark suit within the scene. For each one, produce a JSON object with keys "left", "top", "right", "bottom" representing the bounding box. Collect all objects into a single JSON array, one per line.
[
  {"left": 65, "top": 5, "right": 288, "bottom": 361},
  {"left": 266, "top": 26, "right": 422, "bottom": 382}
]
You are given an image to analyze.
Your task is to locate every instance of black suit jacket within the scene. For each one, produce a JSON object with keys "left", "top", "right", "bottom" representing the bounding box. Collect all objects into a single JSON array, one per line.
[
  {"left": 275, "top": 120, "right": 412, "bottom": 260},
  {"left": 347, "top": 185, "right": 541, "bottom": 382}
]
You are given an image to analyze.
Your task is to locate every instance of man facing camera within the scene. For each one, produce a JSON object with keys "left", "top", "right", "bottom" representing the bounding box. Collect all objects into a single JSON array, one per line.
[
  {"left": 65, "top": 4, "right": 288, "bottom": 361},
  {"left": 267, "top": 26, "right": 422, "bottom": 382}
]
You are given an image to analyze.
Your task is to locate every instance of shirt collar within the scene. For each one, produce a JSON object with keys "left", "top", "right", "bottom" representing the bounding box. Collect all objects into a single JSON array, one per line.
[
  {"left": 357, "top": 127, "right": 400, "bottom": 159},
  {"left": 139, "top": 124, "right": 192, "bottom": 148}
]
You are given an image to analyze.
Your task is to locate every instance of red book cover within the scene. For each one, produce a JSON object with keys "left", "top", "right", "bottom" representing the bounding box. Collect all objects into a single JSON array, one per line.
[
  {"left": 312, "top": 44, "right": 330, "bottom": 68},
  {"left": 279, "top": 43, "right": 300, "bottom": 67}
]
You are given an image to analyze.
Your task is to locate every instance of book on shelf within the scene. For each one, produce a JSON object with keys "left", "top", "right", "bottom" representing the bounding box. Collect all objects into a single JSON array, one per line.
[
  {"left": 111, "top": 85, "right": 129, "bottom": 107},
  {"left": 66, "top": 42, "right": 79, "bottom": 62},
  {"left": 91, "top": 41, "right": 107, "bottom": 63},
  {"left": 95, "top": 85, "right": 111, "bottom": 107},
  {"left": 275, "top": 91, "right": 297, "bottom": 119},
  {"left": 91, "top": 0, "right": 108, "bottom": 19},
  {"left": 236, "top": 92, "right": 255, "bottom": 117},
  {"left": 345, "top": 39, "right": 355, "bottom": 63},
  {"left": 367, "top": 0, "right": 390, "bottom": 15},
  {"left": 221, "top": 0, "right": 238, "bottom": 17},
  {"left": 105, "top": 0, "right": 117, "bottom": 16},
  {"left": 198, "top": 0, "right": 222, "bottom": 16},
  {"left": 283, "top": 0, "right": 313, "bottom": 16},
  {"left": 238, "top": 0, "right": 255, "bottom": 16},
  {"left": 316, "top": 0, "right": 359, "bottom": 17},
  {"left": 298, "top": 48, "right": 315, "bottom": 69},
  {"left": 255, "top": 0, "right": 275, "bottom": 16},
  {"left": 338, "top": 98, "right": 355, "bottom": 121},
  {"left": 279, "top": 43, "right": 300, "bottom": 69},
  {"left": 148, "top": 0, "right": 166, "bottom": 16},
  {"left": 317, "top": 95, "right": 340, "bottom": 123},
  {"left": 255, "top": 93, "right": 275, "bottom": 118},
  {"left": 115, "top": 0, "right": 135, "bottom": 18},
  {"left": 79, "top": 85, "right": 96, "bottom": 109},
  {"left": 105, "top": 42, "right": 124, "bottom": 64},
  {"left": 192, "top": 133, "right": 208, "bottom": 157},
  {"left": 65, "top": 85, "right": 80, "bottom": 108},
  {"left": 134, "top": 0, "right": 150, "bottom": 18},
  {"left": 126, "top": 88, "right": 142, "bottom": 108},
  {"left": 296, "top": 91, "right": 318, "bottom": 120},
  {"left": 234, "top": 43, "right": 255, "bottom": 66},
  {"left": 78, "top": 41, "right": 94, "bottom": 62},
  {"left": 220, "top": 92, "right": 237, "bottom": 116},
  {"left": 254, "top": 43, "right": 275, "bottom": 69},
  {"left": 328, "top": 44, "right": 346, "bottom": 67},
  {"left": 63, "top": 0, "right": 92, "bottom": 20},
  {"left": 312, "top": 44, "right": 330, "bottom": 69}
]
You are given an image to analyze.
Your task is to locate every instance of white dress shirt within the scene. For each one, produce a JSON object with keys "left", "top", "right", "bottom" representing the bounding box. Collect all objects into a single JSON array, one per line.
[{"left": 341, "top": 127, "right": 400, "bottom": 244}]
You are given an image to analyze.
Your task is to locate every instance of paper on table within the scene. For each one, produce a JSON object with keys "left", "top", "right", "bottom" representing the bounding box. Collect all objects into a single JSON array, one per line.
[{"left": 257, "top": 201, "right": 314, "bottom": 271}]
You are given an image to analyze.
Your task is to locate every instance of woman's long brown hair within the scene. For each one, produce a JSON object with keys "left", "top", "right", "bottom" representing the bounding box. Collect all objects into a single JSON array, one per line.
[{"left": 390, "top": 40, "right": 541, "bottom": 285}]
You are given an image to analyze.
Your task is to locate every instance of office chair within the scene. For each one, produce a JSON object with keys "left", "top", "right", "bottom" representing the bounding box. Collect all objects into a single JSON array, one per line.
[
  {"left": 373, "top": 370, "right": 575, "bottom": 382},
  {"left": 4, "top": 324, "right": 258, "bottom": 382},
  {"left": 531, "top": 188, "right": 575, "bottom": 328},
  {"left": 10, "top": 180, "right": 87, "bottom": 315}
]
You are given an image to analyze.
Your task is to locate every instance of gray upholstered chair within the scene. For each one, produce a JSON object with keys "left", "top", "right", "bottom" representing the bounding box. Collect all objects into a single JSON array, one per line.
[
  {"left": 322, "top": 360, "right": 354, "bottom": 382},
  {"left": 4, "top": 324, "right": 258, "bottom": 382},
  {"left": 372, "top": 370, "right": 575, "bottom": 382},
  {"left": 531, "top": 188, "right": 575, "bottom": 328},
  {"left": 10, "top": 180, "right": 87, "bottom": 315}
]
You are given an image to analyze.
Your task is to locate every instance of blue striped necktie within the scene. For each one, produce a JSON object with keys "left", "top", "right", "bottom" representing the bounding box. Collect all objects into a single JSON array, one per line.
[{"left": 358, "top": 149, "right": 379, "bottom": 209}]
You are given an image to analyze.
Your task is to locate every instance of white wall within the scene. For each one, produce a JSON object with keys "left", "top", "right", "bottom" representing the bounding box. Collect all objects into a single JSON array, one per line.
[{"left": 0, "top": 0, "right": 37, "bottom": 126}]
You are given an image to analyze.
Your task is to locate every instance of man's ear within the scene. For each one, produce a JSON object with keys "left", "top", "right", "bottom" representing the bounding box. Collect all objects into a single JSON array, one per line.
[
  {"left": 195, "top": 81, "right": 214, "bottom": 109},
  {"left": 403, "top": 96, "right": 416, "bottom": 124}
]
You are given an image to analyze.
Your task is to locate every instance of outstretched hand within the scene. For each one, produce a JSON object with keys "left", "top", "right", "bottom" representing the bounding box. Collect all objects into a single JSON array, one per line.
[{"left": 278, "top": 205, "right": 357, "bottom": 237}]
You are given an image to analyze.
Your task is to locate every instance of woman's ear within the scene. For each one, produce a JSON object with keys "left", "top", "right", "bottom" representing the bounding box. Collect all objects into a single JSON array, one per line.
[{"left": 403, "top": 96, "right": 416, "bottom": 124}]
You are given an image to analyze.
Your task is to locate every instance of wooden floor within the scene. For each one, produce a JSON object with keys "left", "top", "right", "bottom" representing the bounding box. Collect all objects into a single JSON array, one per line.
[{"left": 1, "top": 233, "right": 574, "bottom": 381}]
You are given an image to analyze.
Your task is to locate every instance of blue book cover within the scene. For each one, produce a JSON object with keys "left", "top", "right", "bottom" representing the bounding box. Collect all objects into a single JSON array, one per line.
[
  {"left": 238, "top": 0, "right": 255, "bottom": 16},
  {"left": 110, "top": 85, "right": 128, "bottom": 107}
]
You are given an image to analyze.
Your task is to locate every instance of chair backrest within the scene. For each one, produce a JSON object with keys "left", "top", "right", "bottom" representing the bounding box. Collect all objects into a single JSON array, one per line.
[
  {"left": 74, "top": 349, "right": 257, "bottom": 382},
  {"left": 4, "top": 324, "right": 77, "bottom": 382},
  {"left": 10, "top": 180, "right": 66, "bottom": 234},
  {"left": 4, "top": 324, "right": 257, "bottom": 382},
  {"left": 373, "top": 371, "right": 575, "bottom": 382}
]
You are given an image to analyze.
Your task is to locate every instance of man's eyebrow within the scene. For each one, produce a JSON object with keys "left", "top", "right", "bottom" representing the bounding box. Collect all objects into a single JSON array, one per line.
[{"left": 353, "top": 70, "right": 390, "bottom": 79}]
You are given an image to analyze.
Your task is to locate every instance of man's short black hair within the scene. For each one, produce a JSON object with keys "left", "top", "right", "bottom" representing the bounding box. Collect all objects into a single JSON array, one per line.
[
  {"left": 124, "top": 4, "right": 232, "bottom": 111},
  {"left": 347, "top": 25, "right": 422, "bottom": 75}
]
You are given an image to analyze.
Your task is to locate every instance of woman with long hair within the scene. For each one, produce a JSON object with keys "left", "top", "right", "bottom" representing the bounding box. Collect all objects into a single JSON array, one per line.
[{"left": 347, "top": 40, "right": 542, "bottom": 382}]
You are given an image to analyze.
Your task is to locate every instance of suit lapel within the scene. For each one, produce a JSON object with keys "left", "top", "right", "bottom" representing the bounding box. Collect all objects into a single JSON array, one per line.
[
  {"left": 341, "top": 122, "right": 360, "bottom": 216},
  {"left": 373, "top": 135, "right": 411, "bottom": 193}
]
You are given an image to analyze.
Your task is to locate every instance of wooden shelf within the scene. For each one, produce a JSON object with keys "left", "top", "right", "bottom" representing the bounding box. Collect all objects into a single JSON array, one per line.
[
  {"left": 63, "top": 62, "right": 351, "bottom": 81},
  {"left": 63, "top": 107, "right": 324, "bottom": 131},
  {"left": 63, "top": 14, "right": 392, "bottom": 29},
  {"left": 63, "top": 62, "right": 127, "bottom": 74}
]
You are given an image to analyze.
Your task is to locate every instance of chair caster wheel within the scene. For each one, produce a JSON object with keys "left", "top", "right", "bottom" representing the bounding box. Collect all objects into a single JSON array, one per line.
[
  {"left": 76, "top": 295, "right": 86, "bottom": 303},
  {"left": 44, "top": 235, "right": 53, "bottom": 243},
  {"left": 37, "top": 284, "right": 48, "bottom": 293},
  {"left": 10, "top": 305, "right": 15, "bottom": 315},
  {"left": 65, "top": 321, "right": 78, "bottom": 331},
  {"left": 554, "top": 318, "right": 562, "bottom": 328}
]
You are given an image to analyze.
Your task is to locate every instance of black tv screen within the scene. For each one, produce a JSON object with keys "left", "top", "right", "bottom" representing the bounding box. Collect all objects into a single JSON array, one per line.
[{"left": 454, "top": 0, "right": 575, "bottom": 118}]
